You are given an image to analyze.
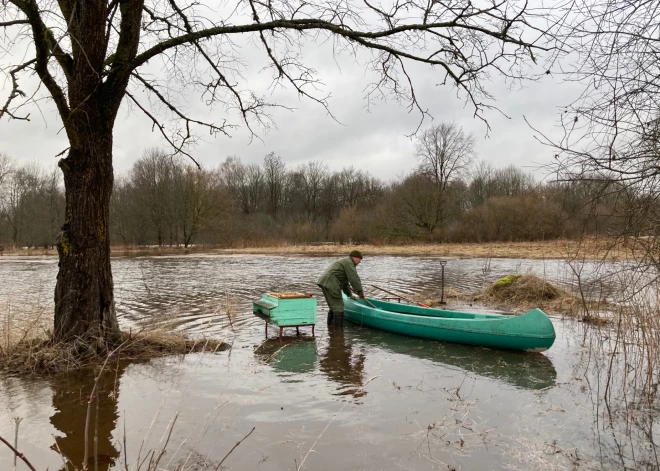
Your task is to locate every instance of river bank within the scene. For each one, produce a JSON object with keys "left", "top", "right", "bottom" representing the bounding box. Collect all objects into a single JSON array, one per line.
[{"left": 1, "top": 238, "right": 632, "bottom": 260}]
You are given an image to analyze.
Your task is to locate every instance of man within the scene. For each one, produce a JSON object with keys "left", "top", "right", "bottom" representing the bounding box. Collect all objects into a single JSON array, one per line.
[{"left": 317, "top": 250, "right": 365, "bottom": 328}]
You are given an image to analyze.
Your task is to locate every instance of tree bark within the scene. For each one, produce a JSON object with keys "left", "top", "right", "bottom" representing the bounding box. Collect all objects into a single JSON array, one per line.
[{"left": 54, "top": 128, "right": 120, "bottom": 342}]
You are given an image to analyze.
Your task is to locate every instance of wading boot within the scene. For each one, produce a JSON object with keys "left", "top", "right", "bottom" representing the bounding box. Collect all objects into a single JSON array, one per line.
[
  {"left": 327, "top": 310, "right": 334, "bottom": 326},
  {"left": 333, "top": 313, "right": 344, "bottom": 328}
]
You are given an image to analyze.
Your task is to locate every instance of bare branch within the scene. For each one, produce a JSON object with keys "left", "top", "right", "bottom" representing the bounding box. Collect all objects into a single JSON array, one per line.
[
  {"left": 125, "top": 90, "right": 202, "bottom": 168},
  {"left": 131, "top": 71, "right": 234, "bottom": 137},
  {"left": 0, "top": 19, "right": 29, "bottom": 27},
  {"left": 248, "top": 0, "right": 337, "bottom": 120},
  {"left": 132, "top": 17, "right": 547, "bottom": 72},
  {"left": 8, "top": 0, "right": 70, "bottom": 121},
  {"left": 0, "top": 434, "right": 38, "bottom": 471},
  {"left": 0, "top": 59, "right": 35, "bottom": 121}
]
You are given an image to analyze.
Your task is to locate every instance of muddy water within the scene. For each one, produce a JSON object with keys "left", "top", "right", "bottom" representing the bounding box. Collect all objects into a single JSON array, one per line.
[{"left": 0, "top": 255, "right": 656, "bottom": 470}]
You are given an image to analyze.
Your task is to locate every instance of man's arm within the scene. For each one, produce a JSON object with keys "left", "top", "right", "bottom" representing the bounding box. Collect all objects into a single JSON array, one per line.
[
  {"left": 346, "top": 263, "right": 364, "bottom": 297},
  {"left": 341, "top": 283, "right": 352, "bottom": 297}
]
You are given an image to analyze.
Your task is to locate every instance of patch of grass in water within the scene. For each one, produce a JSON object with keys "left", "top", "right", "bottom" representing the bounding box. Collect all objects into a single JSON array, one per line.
[{"left": 492, "top": 274, "right": 522, "bottom": 288}]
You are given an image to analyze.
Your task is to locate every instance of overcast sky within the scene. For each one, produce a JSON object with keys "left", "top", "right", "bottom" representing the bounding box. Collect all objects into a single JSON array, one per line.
[{"left": 0, "top": 4, "right": 583, "bottom": 183}]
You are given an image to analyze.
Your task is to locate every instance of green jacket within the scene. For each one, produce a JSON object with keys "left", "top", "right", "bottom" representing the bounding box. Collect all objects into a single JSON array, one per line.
[{"left": 317, "top": 256, "right": 364, "bottom": 297}]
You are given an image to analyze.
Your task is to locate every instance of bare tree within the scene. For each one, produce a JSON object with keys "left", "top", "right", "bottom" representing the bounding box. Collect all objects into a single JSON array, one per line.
[
  {"left": 393, "top": 122, "right": 475, "bottom": 233},
  {"left": 220, "top": 156, "right": 250, "bottom": 214},
  {"left": 468, "top": 162, "right": 535, "bottom": 207},
  {"left": 0, "top": 152, "right": 11, "bottom": 187},
  {"left": 132, "top": 149, "right": 176, "bottom": 247},
  {"left": 178, "top": 166, "right": 223, "bottom": 247},
  {"left": 416, "top": 122, "right": 475, "bottom": 187},
  {"left": 4, "top": 162, "right": 44, "bottom": 247},
  {"left": 300, "top": 161, "right": 327, "bottom": 221},
  {"left": 0, "top": 153, "right": 13, "bottom": 243},
  {"left": 44, "top": 166, "right": 65, "bottom": 247},
  {"left": 1, "top": 0, "right": 560, "bottom": 342},
  {"left": 245, "top": 164, "right": 265, "bottom": 215},
  {"left": 109, "top": 174, "right": 133, "bottom": 245},
  {"left": 263, "top": 152, "right": 285, "bottom": 219},
  {"left": 467, "top": 161, "right": 495, "bottom": 208}
]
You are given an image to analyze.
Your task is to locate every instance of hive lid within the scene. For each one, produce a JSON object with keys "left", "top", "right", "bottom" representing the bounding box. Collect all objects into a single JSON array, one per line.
[{"left": 267, "top": 292, "right": 314, "bottom": 299}]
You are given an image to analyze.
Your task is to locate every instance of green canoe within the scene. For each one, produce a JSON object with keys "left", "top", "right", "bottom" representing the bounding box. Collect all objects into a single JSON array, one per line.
[{"left": 343, "top": 295, "right": 556, "bottom": 352}]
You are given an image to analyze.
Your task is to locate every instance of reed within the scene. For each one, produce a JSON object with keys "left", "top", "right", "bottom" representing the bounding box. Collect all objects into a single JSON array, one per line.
[{"left": 0, "top": 299, "right": 228, "bottom": 376}]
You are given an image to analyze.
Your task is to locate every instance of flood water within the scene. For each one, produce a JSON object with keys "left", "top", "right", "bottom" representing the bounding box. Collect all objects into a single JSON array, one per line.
[{"left": 0, "top": 254, "right": 657, "bottom": 470}]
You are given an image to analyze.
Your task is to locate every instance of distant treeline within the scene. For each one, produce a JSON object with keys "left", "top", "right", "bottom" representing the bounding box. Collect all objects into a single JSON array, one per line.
[{"left": 0, "top": 124, "right": 635, "bottom": 249}]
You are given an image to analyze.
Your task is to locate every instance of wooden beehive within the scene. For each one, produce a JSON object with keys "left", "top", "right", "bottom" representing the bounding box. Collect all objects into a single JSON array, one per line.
[{"left": 252, "top": 292, "right": 317, "bottom": 327}]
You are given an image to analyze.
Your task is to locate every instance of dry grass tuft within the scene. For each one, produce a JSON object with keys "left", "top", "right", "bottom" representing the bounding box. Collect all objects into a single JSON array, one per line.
[
  {"left": 474, "top": 274, "right": 614, "bottom": 317},
  {"left": 412, "top": 274, "right": 614, "bottom": 318},
  {"left": 0, "top": 301, "right": 227, "bottom": 376},
  {"left": 0, "top": 330, "right": 226, "bottom": 376},
  {"left": 485, "top": 274, "right": 565, "bottom": 302}
]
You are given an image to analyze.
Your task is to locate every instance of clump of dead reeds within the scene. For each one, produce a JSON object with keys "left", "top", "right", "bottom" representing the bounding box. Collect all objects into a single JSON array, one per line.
[
  {"left": 0, "top": 330, "right": 226, "bottom": 376},
  {"left": 412, "top": 275, "right": 612, "bottom": 318},
  {"left": 476, "top": 274, "right": 614, "bottom": 317},
  {"left": 0, "top": 300, "right": 227, "bottom": 376},
  {"left": 484, "top": 274, "right": 564, "bottom": 303}
]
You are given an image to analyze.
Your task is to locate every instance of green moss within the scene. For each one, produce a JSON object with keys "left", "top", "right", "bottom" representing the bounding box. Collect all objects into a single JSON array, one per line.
[
  {"left": 492, "top": 274, "right": 522, "bottom": 288},
  {"left": 59, "top": 232, "right": 70, "bottom": 257}
]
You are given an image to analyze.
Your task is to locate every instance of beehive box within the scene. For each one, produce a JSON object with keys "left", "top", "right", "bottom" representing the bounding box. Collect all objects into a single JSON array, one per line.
[{"left": 253, "top": 292, "right": 317, "bottom": 327}]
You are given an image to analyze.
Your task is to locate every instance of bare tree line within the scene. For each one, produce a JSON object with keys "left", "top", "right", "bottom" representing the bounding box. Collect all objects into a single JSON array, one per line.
[
  {"left": 0, "top": 123, "right": 638, "bottom": 249},
  {"left": 0, "top": 152, "right": 64, "bottom": 249}
]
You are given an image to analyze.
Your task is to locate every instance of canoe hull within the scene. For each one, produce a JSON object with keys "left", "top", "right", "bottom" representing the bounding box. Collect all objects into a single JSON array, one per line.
[{"left": 343, "top": 297, "right": 556, "bottom": 352}]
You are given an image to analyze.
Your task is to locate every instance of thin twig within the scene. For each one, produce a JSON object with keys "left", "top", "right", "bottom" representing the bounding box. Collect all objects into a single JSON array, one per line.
[
  {"left": 297, "top": 376, "right": 379, "bottom": 470},
  {"left": 213, "top": 426, "right": 256, "bottom": 471},
  {"left": 0, "top": 434, "right": 38, "bottom": 471},
  {"left": 83, "top": 341, "right": 128, "bottom": 470},
  {"left": 12, "top": 417, "right": 22, "bottom": 471}
]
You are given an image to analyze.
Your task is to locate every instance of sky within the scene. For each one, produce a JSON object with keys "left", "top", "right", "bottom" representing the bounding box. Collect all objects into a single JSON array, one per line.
[{"left": 0, "top": 3, "right": 584, "bottom": 183}]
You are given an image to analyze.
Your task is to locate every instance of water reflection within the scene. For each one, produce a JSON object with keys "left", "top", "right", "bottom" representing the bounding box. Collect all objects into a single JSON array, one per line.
[
  {"left": 254, "top": 331, "right": 367, "bottom": 397},
  {"left": 346, "top": 325, "right": 557, "bottom": 391},
  {"left": 254, "top": 338, "right": 318, "bottom": 374},
  {"left": 49, "top": 363, "right": 128, "bottom": 471},
  {"left": 254, "top": 324, "right": 555, "bottom": 395},
  {"left": 319, "top": 328, "right": 366, "bottom": 397}
]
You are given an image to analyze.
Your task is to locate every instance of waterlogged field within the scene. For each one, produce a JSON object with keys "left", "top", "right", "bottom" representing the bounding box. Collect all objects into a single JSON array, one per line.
[{"left": 0, "top": 254, "right": 657, "bottom": 470}]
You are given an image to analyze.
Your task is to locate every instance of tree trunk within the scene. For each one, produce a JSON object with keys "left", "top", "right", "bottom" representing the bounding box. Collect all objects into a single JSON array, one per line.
[{"left": 54, "top": 130, "right": 120, "bottom": 342}]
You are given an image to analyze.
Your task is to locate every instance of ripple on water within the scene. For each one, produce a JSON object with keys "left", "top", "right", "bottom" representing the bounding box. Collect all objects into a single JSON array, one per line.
[{"left": 0, "top": 254, "right": 651, "bottom": 471}]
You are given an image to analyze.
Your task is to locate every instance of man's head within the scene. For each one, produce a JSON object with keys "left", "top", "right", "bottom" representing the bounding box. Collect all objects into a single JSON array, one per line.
[{"left": 349, "top": 250, "right": 363, "bottom": 265}]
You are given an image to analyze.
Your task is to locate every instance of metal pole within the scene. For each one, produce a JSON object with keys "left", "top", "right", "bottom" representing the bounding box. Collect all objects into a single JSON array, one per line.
[{"left": 440, "top": 260, "right": 447, "bottom": 305}]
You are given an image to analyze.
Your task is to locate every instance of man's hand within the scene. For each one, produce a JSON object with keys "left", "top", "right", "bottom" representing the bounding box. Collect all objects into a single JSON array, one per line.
[{"left": 351, "top": 293, "right": 359, "bottom": 300}]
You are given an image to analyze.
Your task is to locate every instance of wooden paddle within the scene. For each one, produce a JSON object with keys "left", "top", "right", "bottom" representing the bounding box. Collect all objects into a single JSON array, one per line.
[
  {"left": 348, "top": 288, "right": 377, "bottom": 308},
  {"left": 371, "top": 284, "right": 430, "bottom": 308}
]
